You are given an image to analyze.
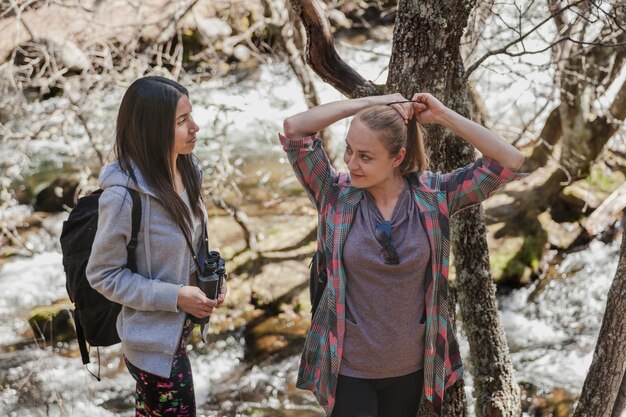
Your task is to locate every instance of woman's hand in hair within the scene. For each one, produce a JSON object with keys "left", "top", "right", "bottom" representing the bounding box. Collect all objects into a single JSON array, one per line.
[
  {"left": 384, "top": 93, "right": 414, "bottom": 124},
  {"left": 177, "top": 286, "right": 217, "bottom": 318},
  {"left": 412, "top": 93, "right": 525, "bottom": 170},
  {"left": 410, "top": 93, "right": 448, "bottom": 125}
]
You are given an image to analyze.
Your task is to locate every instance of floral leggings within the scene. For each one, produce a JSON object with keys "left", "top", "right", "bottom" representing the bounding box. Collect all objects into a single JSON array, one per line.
[{"left": 124, "top": 317, "right": 196, "bottom": 417}]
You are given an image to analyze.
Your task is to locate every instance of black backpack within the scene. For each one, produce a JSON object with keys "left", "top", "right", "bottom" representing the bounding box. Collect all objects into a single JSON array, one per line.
[
  {"left": 60, "top": 188, "right": 141, "bottom": 378},
  {"left": 309, "top": 250, "right": 327, "bottom": 316}
]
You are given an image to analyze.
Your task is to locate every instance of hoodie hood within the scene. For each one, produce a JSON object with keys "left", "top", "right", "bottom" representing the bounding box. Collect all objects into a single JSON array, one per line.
[{"left": 99, "top": 161, "right": 159, "bottom": 198}]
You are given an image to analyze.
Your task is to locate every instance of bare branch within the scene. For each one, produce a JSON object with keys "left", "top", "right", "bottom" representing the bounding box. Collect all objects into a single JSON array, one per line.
[
  {"left": 589, "top": 76, "right": 626, "bottom": 145},
  {"left": 464, "top": 0, "right": 587, "bottom": 78},
  {"left": 287, "top": 0, "right": 378, "bottom": 97},
  {"left": 69, "top": 101, "right": 106, "bottom": 167},
  {"left": 209, "top": 195, "right": 259, "bottom": 254}
]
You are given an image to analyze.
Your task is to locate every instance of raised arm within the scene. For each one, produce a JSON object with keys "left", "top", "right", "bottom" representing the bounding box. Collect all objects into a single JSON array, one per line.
[
  {"left": 283, "top": 93, "right": 412, "bottom": 140},
  {"left": 411, "top": 93, "right": 525, "bottom": 171}
]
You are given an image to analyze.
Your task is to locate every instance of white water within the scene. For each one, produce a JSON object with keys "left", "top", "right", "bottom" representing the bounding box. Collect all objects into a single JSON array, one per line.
[{"left": 500, "top": 238, "right": 621, "bottom": 392}]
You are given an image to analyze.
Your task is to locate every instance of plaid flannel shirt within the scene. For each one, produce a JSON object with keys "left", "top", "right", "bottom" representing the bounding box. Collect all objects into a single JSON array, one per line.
[{"left": 279, "top": 133, "right": 525, "bottom": 416}]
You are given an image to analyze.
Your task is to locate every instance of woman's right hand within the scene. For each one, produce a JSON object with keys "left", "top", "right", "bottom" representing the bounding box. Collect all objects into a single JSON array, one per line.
[
  {"left": 177, "top": 285, "right": 217, "bottom": 318},
  {"left": 379, "top": 93, "right": 414, "bottom": 124}
]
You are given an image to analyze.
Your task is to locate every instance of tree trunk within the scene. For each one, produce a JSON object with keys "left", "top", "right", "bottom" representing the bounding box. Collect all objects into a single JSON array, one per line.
[
  {"left": 453, "top": 206, "right": 521, "bottom": 417},
  {"left": 525, "top": 107, "right": 561, "bottom": 171},
  {"left": 573, "top": 219, "right": 626, "bottom": 417},
  {"left": 611, "top": 371, "right": 626, "bottom": 417},
  {"left": 487, "top": 15, "right": 626, "bottom": 223},
  {"left": 389, "top": 2, "right": 521, "bottom": 416}
]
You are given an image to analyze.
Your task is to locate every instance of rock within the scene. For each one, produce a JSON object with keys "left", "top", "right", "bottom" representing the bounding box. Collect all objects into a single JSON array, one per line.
[
  {"left": 49, "top": 38, "right": 91, "bottom": 72},
  {"left": 28, "top": 303, "right": 75, "bottom": 344},
  {"left": 196, "top": 17, "right": 232, "bottom": 44},
  {"left": 537, "top": 212, "right": 581, "bottom": 249},
  {"left": 328, "top": 9, "right": 352, "bottom": 30},
  {"left": 520, "top": 382, "right": 577, "bottom": 417},
  {"left": 487, "top": 214, "right": 549, "bottom": 287},
  {"left": 34, "top": 177, "right": 79, "bottom": 212},
  {"left": 556, "top": 168, "right": 626, "bottom": 222},
  {"left": 558, "top": 182, "right": 603, "bottom": 217},
  {"left": 13, "top": 184, "right": 33, "bottom": 205},
  {"left": 244, "top": 312, "right": 309, "bottom": 360},
  {"left": 232, "top": 44, "right": 251, "bottom": 62},
  {"left": 488, "top": 231, "right": 528, "bottom": 285}
]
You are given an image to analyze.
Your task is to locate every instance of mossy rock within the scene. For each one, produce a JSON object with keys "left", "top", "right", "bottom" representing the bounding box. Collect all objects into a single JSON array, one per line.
[
  {"left": 520, "top": 382, "right": 577, "bottom": 417},
  {"left": 537, "top": 212, "right": 581, "bottom": 249},
  {"left": 28, "top": 304, "right": 75, "bottom": 344},
  {"left": 555, "top": 167, "right": 626, "bottom": 221},
  {"left": 244, "top": 312, "right": 309, "bottom": 361},
  {"left": 33, "top": 177, "right": 80, "bottom": 212},
  {"left": 488, "top": 214, "right": 548, "bottom": 287},
  {"left": 583, "top": 165, "right": 625, "bottom": 195}
]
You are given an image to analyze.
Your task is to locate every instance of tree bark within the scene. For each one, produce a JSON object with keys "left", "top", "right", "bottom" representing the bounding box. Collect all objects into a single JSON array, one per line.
[
  {"left": 611, "top": 371, "right": 626, "bottom": 417},
  {"left": 389, "top": 2, "right": 521, "bottom": 416},
  {"left": 453, "top": 206, "right": 520, "bottom": 417},
  {"left": 573, "top": 219, "right": 626, "bottom": 417},
  {"left": 525, "top": 107, "right": 561, "bottom": 171}
]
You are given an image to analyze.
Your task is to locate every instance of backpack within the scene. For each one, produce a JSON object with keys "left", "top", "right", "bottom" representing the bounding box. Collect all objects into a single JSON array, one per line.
[
  {"left": 309, "top": 250, "right": 327, "bottom": 316},
  {"left": 60, "top": 188, "right": 141, "bottom": 378}
]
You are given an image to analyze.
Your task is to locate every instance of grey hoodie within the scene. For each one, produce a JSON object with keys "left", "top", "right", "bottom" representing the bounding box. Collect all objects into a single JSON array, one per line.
[{"left": 86, "top": 161, "right": 206, "bottom": 377}]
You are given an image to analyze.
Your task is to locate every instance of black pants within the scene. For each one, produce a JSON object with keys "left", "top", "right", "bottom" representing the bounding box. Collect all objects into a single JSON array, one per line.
[{"left": 330, "top": 369, "right": 424, "bottom": 417}]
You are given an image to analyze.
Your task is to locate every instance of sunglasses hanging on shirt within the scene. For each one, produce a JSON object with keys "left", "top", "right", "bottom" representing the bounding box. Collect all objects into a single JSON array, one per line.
[{"left": 374, "top": 221, "right": 400, "bottom": 265}]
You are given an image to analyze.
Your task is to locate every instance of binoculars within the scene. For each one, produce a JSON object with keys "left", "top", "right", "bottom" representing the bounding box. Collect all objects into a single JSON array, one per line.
[{"left": 191, "top": 250, "right": 226, "bottom": 325}]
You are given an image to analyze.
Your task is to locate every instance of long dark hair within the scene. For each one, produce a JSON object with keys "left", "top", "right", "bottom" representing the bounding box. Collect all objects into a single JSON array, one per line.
[
  {"left": 355, "top": 105, "right": 429, "bottom": 175},
  {"left": 115, "top": 76, "right": 202, "bottom": 239}
]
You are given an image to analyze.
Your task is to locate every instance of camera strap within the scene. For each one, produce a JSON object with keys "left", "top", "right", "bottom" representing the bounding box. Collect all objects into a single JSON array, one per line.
[
  {"left": 179, "top": 217, "right": 204, "bottom": 274},
  {"left": 178, "top": 192, "right": 212, "bottom": 276}
]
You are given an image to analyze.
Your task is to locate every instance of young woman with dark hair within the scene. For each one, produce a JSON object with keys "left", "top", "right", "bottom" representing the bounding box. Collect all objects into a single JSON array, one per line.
[
  {"left": 87, "top": 76, "right": 226, "bottom": 416},
  {"left": 280, "top": 92, "right": 525, "bottom": 417}
]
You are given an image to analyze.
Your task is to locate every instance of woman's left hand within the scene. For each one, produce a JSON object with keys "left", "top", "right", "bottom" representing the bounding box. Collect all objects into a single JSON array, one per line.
[
  {"left": 217, "top": 282, "right": 227, "bottom": 306},
  {"left": 411, "top": 93, "right": 449, "bottom": 125},
  {"left": 384, "top": 93, "right": 414, "bottom": 124}
]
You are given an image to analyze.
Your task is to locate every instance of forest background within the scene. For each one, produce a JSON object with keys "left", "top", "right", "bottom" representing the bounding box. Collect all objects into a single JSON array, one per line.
[{"left": 0, "top": 0, "right": 625, "bottom": 416}]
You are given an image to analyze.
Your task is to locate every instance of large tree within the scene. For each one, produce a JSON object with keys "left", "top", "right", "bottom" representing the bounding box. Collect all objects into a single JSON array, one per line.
[
  {"left": 286, "top": 0, "right": 521, "bottom": 415},
  {"left": 480, "top": 1, "right": 626, "bottom": 223},
  {"left": 573, "top": 215, "right": 626, "bottom": 417}
]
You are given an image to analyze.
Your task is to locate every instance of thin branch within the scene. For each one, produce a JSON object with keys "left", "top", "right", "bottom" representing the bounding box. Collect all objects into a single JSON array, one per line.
[
  {"left": 464, "top": 0, "right": 586, "bottom": 78},
  {"left": 70, "top": 102, "right": 106, "bottom": 166},
  {"left": 209, "top": 195, "right": 258, "bottom": 254}
]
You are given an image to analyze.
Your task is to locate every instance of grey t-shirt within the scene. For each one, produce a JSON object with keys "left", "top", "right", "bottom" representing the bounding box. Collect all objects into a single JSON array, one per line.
[{"left": 340, "top": 180, "right": 430, "bottom": 379}]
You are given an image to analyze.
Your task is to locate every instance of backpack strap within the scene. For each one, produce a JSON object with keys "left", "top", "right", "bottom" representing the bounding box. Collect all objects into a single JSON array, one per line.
[
  {"left": 79, "top": 188, "right": 142, "bottom": 372},
  {"left": 310, "top": 250, "right": 327, "bottom": 316},
  {"left": 75, "top": 309, "right": 91, "bottom": 365},
  {"left": 126, "top": 189, "right": 142, "bottom": 271}
]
